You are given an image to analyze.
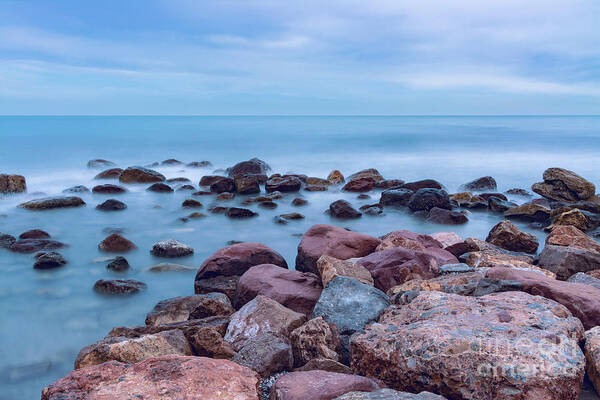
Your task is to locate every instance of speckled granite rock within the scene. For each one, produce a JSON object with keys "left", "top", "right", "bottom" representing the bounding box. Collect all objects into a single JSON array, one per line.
[
  {"left": 270, "top": 370, "right": 380, "bottom": 400},
  {"left": 334, "top": 389, "right": 447, "bottom": 399}
]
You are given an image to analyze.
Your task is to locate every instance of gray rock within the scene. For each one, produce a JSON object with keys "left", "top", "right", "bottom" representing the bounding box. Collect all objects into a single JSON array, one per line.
[
  {"left": 407, "top": 189, "right": 452, "bottom": 212},
  {"left": 538, "top": 244, "right": 600, "bottom": 280},
  {"left": 439, "top": 263, "right": 475, "bottom": 274},
  {"left": 329, "top": 200, "right": 362, "bottom": 219},
  {"left": 33, "top": 252, "right": 67, "bottom": 269},
  {"left": 145, "top": 293, "right": 233, "bottom": 325},
  {"left": 93, "top": 279, "right": 146, "bottom": 295},
  {"left": 567, "top": 272, "right": 600, "bottom": 290},
  {"left": 335, "top": 389, "right": 447, "bottom": 399},
  {"left": 107, "top": 256, "right": 130, "bottom": 272},
  {"left": 233, "top": 333, "right": 293, "bottom": 377},
  {"left": 379, "top": 189, "right": 413, "bottom": 207}
]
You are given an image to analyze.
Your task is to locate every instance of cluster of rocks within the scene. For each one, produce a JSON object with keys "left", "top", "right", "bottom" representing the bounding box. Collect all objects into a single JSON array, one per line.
[{"left": 0, "top": 229, "right": 68, "bottom": 269}]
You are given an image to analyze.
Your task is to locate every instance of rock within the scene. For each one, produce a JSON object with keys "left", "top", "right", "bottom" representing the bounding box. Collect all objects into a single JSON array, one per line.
[
  {"left": 328, "top": 170, "right": 345, "bottom": 184},
  {"left": 295, "top": 358, "right": 352, "bottom": 374},
  {"left": 187, "top": 161, "right": 212, "bottom": 168},
  {"left": 342, "top": 178, "right": 375, "bottom": 192},
  {"left": 0, "top": 233, "right": 16, "bottom": 248},
  {"left": 290, "top": 316, "right": 341, "bottom": 366},
  {"left": 209, "top": 206, "right": 228, "bottom": 214},
  {"left": 161, "top": 158, "right": 183, "bottom": 166},
  {"left": 148, "top": 263, "right": 196, "bottom": 272},
  {"left": 234, "top": 175, "right": 261, "bottom": 194},
  {"left": 488, "top": 196, "right": 517, "bottom": 212},
  {"left": 317, "top": 255, "right": 374, "bottom": 287},
  {"left": 63, "top": 185, "right": 90, "bottom": 193},
  {"left": 98, "top": 234, "right": 136, "bottom": 253},
  {"left": 187, "top": 326, "right": 236, "bottom": 359},
  {"left": 270, "top": 370, "right": 380, "bottom": 400},
  {"left": 329, "top": 200, "right": 362, "bottom": 219},
  {"left": 96, "top": 199, "right": 127, "bottom": 211},
  {"left": 546, "top": 225, "right": 600, "bottom": 253},
  {"left": 506, "top": 188, "right": 532, "bottom": 196},
  {"left": 407, "top": 189, "right": 452, "bottom": 212},
  {"left": 585, "top": 327, "right": 600, "bottom": 396},
  {"left": 363, "top": 205, "right": 383, "bottom": 216},
  {"left": 74, "top": 329, "right": 192, "bottom": 369},
  {"left": 87, "top": 159, "right": 115, "bottom": 168},
  {"left": 292, "top": 197, "right": 308, "bottom": 206},
  {"left": 335, "top": 390, "right": 447, "bottom": 400},
  {"left": 119, "top": 166, "right": 165, "bottom": 183},
  {"left": 224, "top": 295, "right": 306, "bottom": 351},
  {"left": 279, "top": 212, "right": 304, "bottom": 221},
  {"left": 461, "top": 250, "right": 555, "bottom": 277},
  {"left": 106, "top": 256, "right": 130, "bottom": 272},
  {"left": 200, "top": 175, "right": 226, "bottom": 186},
  {"left": 93, "top": 279, "right": 146, "bottom": 295},
  {"left": 19, "top": 229, "right": 50, "bottom": 239},
  {"left": 426, "top": 207, "right": 468, "bottom": 224},
  {"left": 548, "top": 208, "right": 597, "bottom": 231},
  {"left": 532, "top": 167, "right": 595, "bottom": 201},
  {"left": 375, "top": 179, "right": 405, "bottom": 189},
  {"left": 166, "top": 177, "right": 191, "bottom": 183},
  {"left": 400, "top": 179, "right": 443, "bottom": 192},
  {"left": 567, "top": 272, "right": 600, "bottom": 290},
  {"left": 150, "top": 239, "right": 194, "bottom": 257},
  {"left": 377, "top": 230, "right": 443, "bottom": 252},
  {"left": 235, "top": 264, "right": 322, "bottom": 315},
  {"left": 296, "top": 224, "right": 381, "bottom": 275},
  {"left": 146, "top": 182, "right": 173, "bottom": 193},
  {"left": 260, "top": 201, "right": 278, "bottom": 209},
  {"left": 177, "top": 184, "right": 196, "bottom": 191},
  {"left": 430, "top": 232, "right": 463, "bottom": 248},
  {"left": 228, "top": 158, "right": 271, "bottom": 177},
  {"left": 266, "top": 176, "right": 302, "bottom": 193},
  {"left": 439, "top": 263, "right": 475, "bottom": 274},
  {"left": 305, "top": 185, "right": 328, "bottom": 192},
  {"left": 306, "top": 177, "right": 332, "bottom": 186},
  {"left": 486, "top": 267, "right": 600, "bottom": 329},
  {"left": 145, "top": 294, "right": 233, "bottom": 326},
  {"left": 92, "top": 184, "right": 126, "bottom": 194},
  {"left": 216, "top": 192, "right": 235, "bottom": 201},
  {"left": 504, "top": 202, "right": 552, "bottom": 222},
  {"left": 33, "top": 251, "right": 67, "bottom": 269},
  {"left": 94, "top": 168, "right": 123, "bottom": 179},
  {"left": 460, "top": 176, "right": 497, "bottom": 191},
  {"left": 182, "top": 199, "right": 203, "bottom": 208},
  {"left": 379, "top": 189, "right": 413, "bottom": 207},
  {"left": 225, "top": 207, "right": 258, "bottom": 218},
  {"left": 538, "top": 244, "right": 600, "bottom": 280},
  {"left": 19, "top": 196, "right": 85, "bottom": 210},
  {"left": 233, "top": 333, "right": 293, "bottom": 377},
  {"left": 352, "top": 290, "right": 584, "bottom": 400},
  {"left": 313, "top": 276, "right": 389, "bottom": 335},
  {"left": 42, "top": 356, "right": 260, "bottom": 400},
  {"left": 208, "top": 177, "right": 234, "bottom": 193},
  {"left": 109, "top": 316, "right": 230, "bottom": 342},
  {"left": 485, "top": 220, "right": 539, "bottom": 254},
  {"left": 9, "top": 238, "right": 65, "bottom": 253}
]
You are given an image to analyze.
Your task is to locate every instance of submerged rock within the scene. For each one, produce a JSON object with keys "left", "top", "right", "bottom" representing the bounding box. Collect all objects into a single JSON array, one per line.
[
  {"left": 380, "top": 188, "right": 413, "bottom": 207},
  {"left": 407, "top": 189, "right": 452, "bottom": 212},
  {"left": 460, "top": 176, "right": 497, "bottom": 191},
  {"left": 226, "top": 207, "right": 258, "bottom": 218},
  {"left": 93, "top": 279, "right": 147, "bottom": 295},
  {"left": 187, "top": 161, "right": 212, "bottom": 168},
  {"left": 119, "top": 166, "right": 166, "bottom": 183},
  {"left": 9, "top": 238, "right": 65, "bottom": 253},
  {"left": 328, "top": 170, "right": 345, "bottom": 184},
  {"left": 19, "top": 229, "right": 50, "bottom": 239},
  {"left": 106, "top": 256, "right": 130, "bottom": 272},
  {"left": 33, "top": 251, "right": 67, "bottom": 269},
  {"left": 329, "top": 200, "right": 362, "bottom": 219},
  {"left": 150, "top": 239, "right": 194, "bottom": 258},
  {"left": 87, "top": 159, "right": 116, "bottom": 168},
  {"left": 146, "top": 182, "right": 174, "bottom": 193},
  {"left": 63, "top": 185, "right": 90, "bottom": 193},
  {"left": 96, "top": 199, "right": 127, "bottom": 211},
  {"left": 19, "top": 196, "right": 85, "bottom": 210},
  {"left": 94, "top": 168, "right": 123, "bottom": 179},
  {"left": 98, "top": 233, "right": 136, "bottom": 253},
  {"left": 266, "top": 176, "right": 302, "bottom": 193},
  {"left": 92, "top": 184, "right": 126, "bottom": 194},
  {"left": 425, "top": 207, "right": 468, "bottom": 224}
]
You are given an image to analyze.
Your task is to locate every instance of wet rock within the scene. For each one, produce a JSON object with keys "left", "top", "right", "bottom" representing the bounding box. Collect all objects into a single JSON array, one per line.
[
  {"left": 145, "top": 294, "right": 233, "bottom": 326},
  {"left": 266, "top": 176, "right": 302, "bottom": 193},
  {"left": 317, "top": 255, "right": 374, "bottom": 287},
  {"left": 279, "top": 212, "right": 304, "bottom": 221},
  {"left": 379, "top": 188, "right": 413, "bottom": 207},
  {"left": 109, "top": 316, "right": 230, "bottom": 342},
  {"left": 199, "top": 175, "right": 226, "bottom": 187},
  {"left": 96, "top": 199, "right": 127, "bottom": 212},
  {"left": 161, "top": 158, "right": 183, "bottom": 166},
  {"left": 400, "top": 179, "right": 443, "bottom": 192},
  {"left": 0, "top": 233, "right": 16, "bottom": 248},
  {"left": 63, "top": 185, "right": 90, "bottom": 193},
  {"left": 352, "top": 290, "right": 584, "bottom": 400},
  {"left": 19, "top": 229, "right": 50, "bottom": 239},
  {"left": 42, "top": 356, "right": 260, "bottom": 400},
  {"left": 177, "top": 184, "right": 196, "bottom": 191},
  {"left": 225, "top": 295, "right": 306, "bottom": 351},
  {"left": 270, "top": 370, "right": 380, "bottom": 400},
  {"left": 260, "top": 200, "right": 278, "bottom": 209},
  {"left": 9, "top": 238, "right": 65, "bottom": 253},
  {"left": 335, "top": 390, "right": 447, "bottom": 400},
  {"left": 150, "top": 239, "right": 194, "bottom": 258},
  {"left": 305, "top": 185, "right": 328, "bottom": 192},
  {"left": 532, "top": 167, "right": 595, "bottom": 201},
  {"left": 328, "top": 170, "right": 345, "bottom": 184},
  {"left": 460, "top": 176, "right": 497, "bottom": 191},
  {"left": 506, "top": 188, "right": 532, "bottom": 196},
  {"left": 296, "top": 224, "right": 381, "bottom": 275},
  {"left": 292, "top": 197, "right": 308, "bottom": 206},
  {"left": 234, "top": 174, "right": 261, "bottom": 194},
  {"left": 439, "top": 263, "right": 475, "bottom": 274},
  {"left": 313, "top": 276, "right": 389, "bottom": 335},
  {"left": 148, "top": 263, "right": 196, "bottom": 272},
  {"left": 209, "top": 206, "right": 228, "bottom": 214},
  {"left": 226, "top": 207, "right": 258, "bottom": 218},
  {"left": 87, "top": 159, "right": 115, "bottom": 168},
  {"left": 342, "top": 177, "right": 375, "bottom": 192},
  {"left": 363, "top": 205, "right": 383, "bottom": 216},
  {"left": 567, "top": 272, "right": 600, "bottom": 290},
  {"left": 290, "top": 316, "right": 341, "bottom": 366},
  {"left": 548, "top": 208, "right": 598, "bottom": 231},
  {"left": 235, "top": 264, "right": 322, "bottom": 315},
  {"left": 306, "top": 177, "right": 332, "bottom": 186},
  {"left": 181, "top": 199, "right": 202, "bottom": 208},
  {"left": 330, "top": 200, "right": 362, "bottom": 219},
  {"left": 233, "top": 333, "right": 293, "bottom": 377},
  {"left": 347, "top": 169, "right": 384, "bottom": 182},
  {"left": 504, "top": 202, "right": 552, "bottom": 222},
  {"left": 119, "top": 166, "right": 165, "bottom": 183},
  {"left": 94, "top": 168, "right": 123, "bottom": 179},
  {"left": 546, "top": 225, "right": 600, "bottom": 253},
  {"left": 33, "top": 251, "right": 67, "bottom": 269},
  {"left": 487, "top": 196, "right": 517, "bottom": 212},
  {"left": 375, "top": 179, "right": 405, "bottom": 189},
  {"left": 187, "top": 161, "right": 212, "bottom": 168},
  {"left": 228, "top": 158, "right": 271, "bottom": 177},
  {"left": 19, "top": 196, "right": 85, "bottom": 210},
  {"left": 485, "top": 220, "right": 539, "bottom": 254},
  {"left": 217, "top": 192, "right": 235, "bottom": 200},
  {"left": 166, "top": 177, "right": 190, "bottom": 184},
  {"left": 106, "top": 256, "right": 129, "bottom": 272},
  {"left": 93, "top": 279, "right": 146, "bottom": 295},
  {"left": 538, "top": 244, "right": 600, "bottom": 280},
  {"left": 92, "top": 184, "right": 126, "bottom": 194},
  {"left": 407, "top": 188, "right": 452, "bottom": 212},
  {"left": 146, "top": 182, "right": 173, "bottom": 193},
  {"left": 426, "top": 207, "right": 468, "bottom": 224},
  {"left": 98, "top": 233, "right": 136, "bottom": 253}
]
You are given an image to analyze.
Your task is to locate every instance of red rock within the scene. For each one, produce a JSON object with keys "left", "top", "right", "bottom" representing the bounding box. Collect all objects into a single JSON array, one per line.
[
  {"left": 42, "top": 356, "right": 260, "bottom": 400},
  {"left": 296, "top": 224, "right": 381, "bottom": 275},
  {"left": 546, "top": 225, "right": 600, "bottom": 253},
  {"left": 270, "top": 370, "right": 380, "bottom": 400},
  {"left": 19, "top": 229, "right": 50, "bottom": 239},
  {"left": 94, "top": 168, "right": 123, "bottom": 179},
  {"left": 485, "top": 220, "right": 539, "bottom": 254},
  {"left": 342, "top": 177, "right": 375, "bottom": 192},
  {"left": 98, "top": 233, "right": 136, "bottom": 253},
  {"left": 430, "top": 232, "right": 463, "bottom": 248},
  {"left": 538, "top": 244, "right": 600, "bottom": 280}
]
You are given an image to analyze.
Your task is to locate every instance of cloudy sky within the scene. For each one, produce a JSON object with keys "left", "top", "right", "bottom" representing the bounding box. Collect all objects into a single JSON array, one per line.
[{"left": 1, "top": 0, "right": 599, "bottom": 115}]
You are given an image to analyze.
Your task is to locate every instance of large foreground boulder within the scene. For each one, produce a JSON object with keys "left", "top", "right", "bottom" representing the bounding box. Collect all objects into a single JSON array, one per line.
[
  {"left": 532, "top": 167, "right": 595, "bottom": 202},
  {"left": 296, "top": 224, "right": 381, "bottom": 275},
  {"left": 228, "top": 158, "right": 271, "bottom": 177},
  {"left": 585, "top": 327, "right": 600, "bottom": 396},
  {"left": 0, "top": 174, "right": 26, "bottom": 193},
  {"left": 270, "top": 370, "right": 380, "bottom": 400},
  {"left": 545, "top": 225, "right": 600, "bottom": 253},
  {"left": 42, "top": 356, "right": 260, "bottom": 400},
  {"left": 351, "top": 290, "right": 585, "bottom": 400}
]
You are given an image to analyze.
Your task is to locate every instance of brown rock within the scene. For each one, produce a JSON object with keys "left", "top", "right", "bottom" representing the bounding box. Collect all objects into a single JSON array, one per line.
[
  {"left": 504, "top": 203, "right": 551, "bottom": 221},
  {"left": 93, "top": 279, "right": 146, "bottom": 295},
  {"left": 430, "top": 232, "right": 463, "bottom": 248},
  {"left": 94, "top": 168, "right": 123, "bottom": 179},
  {"left": 306, "top": 177, "right": 332, "bottom": 186},
  {"left": 145, "top": 294, "right": 233, "bottom": 326},
  {"left": 270, "top": 370, "right": 380, "bottom": 400},
  {"left": 187, "top": 326, "right": 236, "bottom": 359},
  {"left": 98, "top": 233, "right": 136, "bottom": 253},
  {"left": 377, "top": 230, "right": 442, "bottom": 252},
  {"left": 8, "top": 238, "right": 65, "bottom": 253},
  {"left": 0, "top": 174, "right": 26, "bottom": 193},
  {"left": 108, "top": 316, "right": 231, "bottom": 340},
  {"left": 548, "top": 208, "right": 596, "bottom": 231},
  {"left": 328, "top": 170, "right": 345, "bottom": 184},
  {"left": 342, "top": 177, "right": 375, "bottom": 192},
  {"left": 425, "top": 207, "right": 468, "bottom": 224},
  {"left": 347, "top": 168, "right": 384, "bottom": 183},
  {"left": 485, "top": 220, "right": 539, "bottom": 254},
  {"left": 461, "top": 251, "right": 555, "bottom": 279},
  {"left": 400, "top": 179, "right": 443, "bottom": 192},
  {"left": 290, "top": 316, "right": 341, "bottom": 366},
  {"left": 585, "top": 327, "right": 600, "bottom": 395},
  {"left": 546, "top": 225, "right": 600, "bottom": 253},
  {"left": 294, "top": 358, "right": 352, "bottom": 374},
  {"left": 266, "top": 176, "right": 302, "bottom": 193},
  {"left": 119, "top": 166, "right": 165, "bottom": 183},
  {"left": 532, "top": 167, "right": 595, "bottom": 201},
  {"left": 92, "top": 184, "right": 126, "bottom": 194},
  {"left": 317, "top": 255, "right": 374, "bottom": 287},
  {"left": 19, "top": 196, "right": 85, "bottom": 210}
]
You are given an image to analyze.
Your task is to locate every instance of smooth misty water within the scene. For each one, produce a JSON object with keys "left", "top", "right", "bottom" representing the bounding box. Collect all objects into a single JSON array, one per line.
[{"left": 1, "top": 116, "right": 600, "bottom": 400}]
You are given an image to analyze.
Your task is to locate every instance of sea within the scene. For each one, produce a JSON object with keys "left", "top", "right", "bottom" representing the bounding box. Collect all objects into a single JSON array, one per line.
[{"left": 1, "top": 115, "right": 599, "bottom": 399}]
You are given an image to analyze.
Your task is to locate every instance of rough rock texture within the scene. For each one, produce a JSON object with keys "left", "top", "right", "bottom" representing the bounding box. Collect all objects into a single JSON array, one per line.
[
  {"left": 96, "top": 199, "right": 127, "bottom": 211},
  {"left": 226, "top": 207, "right": 258, "bottom": 218},
  {"left": 548, "top": 208, "right": 599, "bottom": 232},
  {"left": 150, "top": 239, "right": 194, "bottom": 257},
  {"left": 228, "top": 158, "right": 271, "bottom": 177},
  {"left": 145, "top": 294, "right": 233, "bottom": 326},
  {"left": 210, "top": 177, "right": 235, "bottom": 193},
  {"left": 296, "top": 224, "right": 381, "bottom": 275},
  {"left": 347, "top": 169, "right": 384, "bottom": 183},
  {"left": 19, "top": 196, "right": 85, "bottom": 210},
  {"left": 74, "top": 329, "right": 192, "bottom": 369},
  {"left": 567, "top": 272, "right": 600, "bottom": 290},
  {"left": 532, "top": 167, "right": 595, "bottom": 202},
  {"left": 34, "top": 251, "right": 67, "bottom": 269},
  {"left": 119, "top": 166, "right": 166, "bottom": 183},
  {"left": 335, "top": 389, "right": 447, "bottom": 400},
  {"left": 187, "top": 326, "right": 236, "bottom": 359},
  {"left": 538, "top": 244, "right": 600, "bottom": 280},
  {"left": 93, "top": 279, "right": 146, "bottom": 295},
  {"left": 351, "top": 290, "right": 585, "bottom": 400},
  {"left": 585, "top": 327, "right": 600, "bottom": 396},
  {"left": 407, "top": 189, "right": 452, "bottom": 212},
  {"left": 94, "top": 168, "right": 123, "bottom": 179},
  {"left": 343, "top": 178, "right": 375, "bottom": 192},
  {"left": 234, "top": 175, "right": 261, "bottom": 194},
  {"left": 0, "top": 174, "right": 26, "bottom": 193},
  {"left": 317, "top": 255, "right": 374, "bottom": 287},
  {"left": 460, "top": 176, "right": 497, "bottom": 191},
  {"left": 504, "top": 203, "right": 552, "bottom": 222},
  {"left": 462, "top": 251, "right": 555, "bottom": 278},
  {"left": 380, "top": 189, "right": 413, "bottom": 207},
  {"left": 108, "top": 316, "right": 230, "bottom": 341},
  {"left": 290, "top": 316, "right": 342, "bottom": 366},
  {"left": 233, "top": 333, "right": 293, "bottom": 377},
  {"left": 546, "top": 225, "right": 600, "bottom": 253},
  {"left": 106, "top": 256, "right": 129, "bottom": 272},
  {"left": 313, "top": 276, "right": 389, "bottom": 335},
  {"left": 270, "top": 370, "right": 380, "bottom": 400},
  {"left": 224, "top": 295, "right": 307, "bottom": 351},
  {"left": 42, "top": 356, "right": 260, "bottom": 400},
  {"left": 430, "top": 232, "right": 463, "bottom": 248},
  {"left": 426, "top": 207, "right": 468, "bottom": 225},
  {"left": 63, "top": 185, "right": 90, "bottom": 193},
  {"left": 92, "top": 184, "right": 126, "bottom": 194},
  {"left": 485, "top": 220, "right": 539, "bottom": 254},
  {"left": 400, "top": 179, "right": 443, "bottom": 192},
  {"left": 377, "top": 230, "right": 444, "bottom": 252},
  {"left": 328, "top": 170, "right": 345, "bottom": 184},
  {"left": 486, "top": 266, "right": 600, "bottom": 329},
  {"left": 98, "top": 233, "right": 136, "bottom": 253},
  {"left": 266, "top": 176, "right": 302, "bottom": 193},
  {"left": 295, "top": 358, "right": 352, "bottom": 374},
  {"left": 330, "top": 200, "right": 362, "bottom": 219},
  {"left": 235, "top": 264, "right": 322, "bottom": 315}
]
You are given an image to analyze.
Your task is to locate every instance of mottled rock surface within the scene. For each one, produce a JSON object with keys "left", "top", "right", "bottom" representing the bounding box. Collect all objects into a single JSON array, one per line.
[
  {"left": 150, "top": 239, "right": 194, "bottom": 257},
  {"left": 290, "top": 316, "right": 342, "bottom": 366},
  {"left": 98, "top": 233, "right": 136, "bottom": 253},
  {"left": 270, "top": 370, "right": 380, "bottom": 400},
  {"left": 233, "top": 333, "right": 293, "bottom": 377},
  {"left": 532, "top": 167, "right": 595, "bottom": 201},
  {"left": 19, "top": 196, "right": 85, "bottom": 210},
  {"left": 145, "top": 293, "right": 233, "bottom": 326},
  {"left": 485, "top": 220, "right": 539, "bottom": 254},
  {"left": 119, "top": 166, "right": 165, "bottom": 183},
  {"left": 317, "top": 255, "right": 374, "bottom": 287}
]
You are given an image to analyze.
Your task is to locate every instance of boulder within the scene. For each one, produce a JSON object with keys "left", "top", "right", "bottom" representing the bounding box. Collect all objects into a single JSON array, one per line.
[
  {"left": 33, "top": 251, "right": 67, "bottom": 269},
  {"left": 379, "top": 189, "right": 413, "bottom": 207},
  {"left": 460, "top": 176, "right": 497, "bottom": 191},
  {"left": 313, "top": 276, "right": 389, "bottom": 335},
  {"left": 119, "top": 166, "right": 165, "bottom": 183},
  {"left": 146, "top": 183, "right": 173, "bottom": 193},
  {"left": 161, "top": 158, "right": 183, "bottom": 166},
  {"left": 9, "top": 238, "right": 65, "bottom": 253},
  {"left": 342, "top": 178, "right": 375, "bottom": 192},
  {"left": 325, "top": 170, "right": 344, "bottom": 185},
  {"left": 305, "top": 185, "right": 328, "bottom": 192},
  {"left": 94, "top": 168, "right": 123, "bottom": 179},
  {"left": 87, "top": 159, "right": 115, "bottom": 168},
  {"left": 426, "top": 207, "right": 468, "bottom": 224},
  {"left": 108, "top": 316, "right": 231, "bottom": 341},
  {"left": 150, "top": 239, "right": 194, "bottom": 258},
  {"left": 266, "top": 176, "right": 302, "bottom": 193},
  {"left": 317, "top": 255, "right": 374, "bottom": 287},
  {"left": 375, "top": 179, "right": 405, "bottom": 189},
  {"left": 567, "top": 272, "right": 600, "bottom": 290},
  {"left": 296, "top": 224, "right": 381, "bottom": 275},
  {"left": 538, "top": 244, "right": 600, "bottom": 280},
  {"left": 224, "top": 295, "right": 306, "bottom": 351},
  {"left": 210, "top": 177, "right": 235, "bottom": 193},
  {"left": 98, "top": 234, "right": 136, "bottom": 253},
  {"left": 335, "top": 390, "right": 447, "bottom": 400},
  {"left": 235, "top": 264, "right": 322, "bottom": 315},
  {"left": 228, "top": 158, "right": 271, "bottom": 177},
  {"left": 485, "top": 220, "right": 539, "bottom": 254},
  {"left": 93, "top": 279, "right": 146, "bottom": 295},
  {"left": 504, "top": 203, "right": 552, "bottom": 222},
  {"left": 461, "top": 250, "right": 555, "bottom": 278},
  {"left": 376, "top": 230, "right": 444, "bottom": 252},
  {"left": 19, "top": 229, "right": 50, "bottom": 239},
  {"left": 351, "top": 290, "right": 584, "bottom": 400},
  {"left": 488, "top": 196, "right": 517, "bottom": 213},
  {"left": 295, "top": 358, "right": 352, "bottom": 374},
  {"left": 226, "top": 207, "right": 258, "bottom": 218},
  {"left": 187, "top": 161, "right": 212, "bottom": 168},
  {"left": 585, "top": 327, "right": 600, "bottom": 396},
  {"left": 532, "top": 167, "right": 595, "bottom": 201},
  {"left": 200, "top": 175, "right": 226, "bottom": 186},
  {"left": 182, "top": 199, "right": 203, "bottom": 208},
  {"left": 430, "top": 232, "right": 462, "bottom": 248},
  {"left": 407, "top": 189, "right": 452, "bottom": 212},
  {"left": 92, "top": 184, "right": 126, "bottom": 194},
  {"left": 329, "top": 200, "right": 362, "bottom": 219},
  {"left": 279, "top": 212, "right": 305, "bottom": 221},
  {"left": 187, "top": 326, "right": 236, "bottom": 359},
  {"left": 234, "top": 175, "right": 261, "bottom": 194},
  {"left": 145, "top": 294, "right": 233, "bottom": 326},
  {"left": 270, "top": 370, "right": 380, "bottom": 400},
  {"left": 0, "top": 174, "right": 26, "bottom": 193},
  {"left": 74, "top": 329, "right": 192, "bottom": 369},
  {"left": 548, "top": 208, "right": 598, "bottom": 231},
  {"left": 347, "top": 169, "right": 384, "bottom": 183},
  {"left": 42, "top": 356, "right": 260, "bottom": 400},
  {"left": 233, "top": 333, "right": 293, "bottom": 377},
  {"left": 290, "top": 316, "right": 342, "bottom": 366},
  {"left": 19, "top": 196, "right": 85, "bottom": 210},
  {"left": 400, "top": 179, "right": 443, "bottom": 192},
  {"left": 96, "top": 199, "right": 127, "bottom": 211},
  {"left": 546, "top": 225, "right": 600, "bottom": 253},
  {"left": 292, "top": 198, "right": 308, "bottom": 206},
  {"left": 106, "top": 256, "right": 129, "bottom": 272}
]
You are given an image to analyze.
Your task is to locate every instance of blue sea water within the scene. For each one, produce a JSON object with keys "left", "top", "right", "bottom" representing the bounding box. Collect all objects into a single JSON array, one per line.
[{"left": 1, "top": 115, "right": 600, "bottom": 399}]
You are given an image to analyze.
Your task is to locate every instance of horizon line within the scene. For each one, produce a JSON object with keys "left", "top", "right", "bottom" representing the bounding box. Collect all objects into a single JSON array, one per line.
[{"left": 1, "top": 114, "right": 599, "bottom": 117}]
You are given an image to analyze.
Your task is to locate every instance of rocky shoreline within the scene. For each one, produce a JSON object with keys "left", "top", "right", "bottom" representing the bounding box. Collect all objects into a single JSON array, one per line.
[{"left": 3, "top": 158, "right": 600, "bottom": 399}]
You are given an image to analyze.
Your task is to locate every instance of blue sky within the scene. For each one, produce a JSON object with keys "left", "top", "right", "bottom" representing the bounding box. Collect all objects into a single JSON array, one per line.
[{"left": 0, "top": 0, "right": 599, "bottom": 115}]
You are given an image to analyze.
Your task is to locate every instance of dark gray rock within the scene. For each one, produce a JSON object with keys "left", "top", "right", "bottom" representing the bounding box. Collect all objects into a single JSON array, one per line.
[
  {"left": 210, "top": 177, "right": 235, "bottom": 194},
  {"left": 439, "top": 263, "right": 475, "bottom": 274},
  {"left": 93, "top": 279, "right": 146, "bottom": 295},
  {"left": 96, "top": 199, "right": 127, "bottom": 211},
  {"left": 379, "top": 189, "right": 413, "bottom": 207},
  {"left": 19, "top": 229, "right": 50, "bottom": 239},
  {"left": 107, "top": 256, "right": 130, "bottom": 272},
  {"left": 33, "top": 251, "right": 67, "bottom": 269},
  {"left": 460, "top": 176, "right": 497, "bottom": 191},
  {"left": 488, "top": 196, "right": 517, "bottom": 213},
  {"left": 146, "top": 183, "right": 174, "bottom": 193},
  {"left": 538, "top": 244, "right": 600, "bottom": 280},
  {"left": 426, "top": 207, "right": 468, "bottom": 224},
  {"left": 567, "top": 272, "right": 600, "bottom": 290},
  {"left": 63, "top": 185, "right": 90, "bottom": 193},
  {"left": 87, "top": 159, "right": 116, "bottom": 168},
  {"left": 334, "top": 389, "right": 447, "bottom": 399},
  {"left": 329, "top": 200, "right": 362, "bottom": 219},
  {"left": 226, "top": 207, "right": 258, "bottom": 218},
  {"left": 228, "top": 158, "right": 271, "bottom": 177},
  {"left": 150, "top": 239, "right": 194, "bottom": 258},
  {"left": 232, "top": 333, "right": 293, "bottom": 377},
  {"left": 92, "top": 184, "right": 126, "bottom": 194},
  {"left": 0, "top": 233, "right": 16, "bottom": 248},
  {"left": 407, "top": 189, "right": 452, "bottom": 212},
  {"left": 266, "top": 176, "right": 302, "bottom": 193}
]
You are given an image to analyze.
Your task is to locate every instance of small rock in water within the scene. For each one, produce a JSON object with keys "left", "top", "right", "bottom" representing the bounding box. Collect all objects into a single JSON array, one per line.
[
  {"left": 96, "top": 199, "right": 127, "bottom": 211},
  {"left": 259, "top": 201, "right": 278, "bottom": 209},
  {"left": 98, "top": 234, "right": 136, "bottom": 253},
  {"left": 177, "top": 184, "right": 196, "bottom": 191},
  {"left": 407, "top": 189, "right": 452, "bottom": 212},
  {"left": 92, "top": 184, "right": 126, "bottom": 194},
  {"left": 19, "top": 196, "right": 85, "bottom": 210},
  {"left": 329, "top": 200, "right": 362, "bottom": 219},
  {"left": 0, "top": 174, "right": 27, "bottom": 193},
  {"left": 226, "top": 207, "right": 258, "bottom": 218},
  {"left": 506, "top": 188, "right": 532, "bottom": 197},
  {"left": 280, "top": 212, "right": 305, "bottom": 220},
  {"left": 94, "top": 168, "right": 123, "bottom": 179},
  {"left": 87, "top": 159, "right": 116, "bottom": 168},
  {"left": 460, "top": 176, "right": 497, "bottom": 191},
  {"left": 107, "top": 256, "right": 130, "bottom": 272},
  {"left": 63, "top": 185, "right": 90, "bottom": 193},
  {"left": 119, "top": 166, "right": 165, "bottom": 183},
  {"left": 9, "top": 238, "right": 65, "bottom": 253},
  {"left": 93, "top": 279, "right": 146, "bottom": 295},
  {"left": 216, "top": 192, "right": 235, "bottom": 201},
  {"left": 209, "top": 206, "right": 228, "bottom": 214},
  {"left": 102, "top": 227, "right": 126, "bottom": 235},
  {"left": 148, "top": 263, "right": 196, "bottom": 272},
  {"left": 182, "top": 199, "right": 203, "bottom": 208},
  {"left": 210, "top": 177, "right": 235, "bottom": 193},
  {"left": 380, "top": 188, "right": 413, "bottom": 207},
  {"left": 266, "top": 176, "right": 302, "bottom": 193},
  {"left": 19, "top": 229, "right": 50, "bottom": 239},
  {"left": 0, "top": 233, "right": 16, "bottom": 248},
  {"left": 305, "top": 185, "right": 328, "bottom": 192},
  {"left": 426, "top": 207, "right": 468, "bottom": 225},
  {"left": 33, "top": 252, "right": 67, "bottom": 269},
  {"left": 327, "top": 170, "right": 345, "bottom": 184},
  {"left": 146, "top": 183, "right": 173, "bottom": 193},
  {"left": 161, "top": 158, "right": 184, "bottom": 166},
  {"left": 187, "top": 161, "right": 212, "bottom": 168},
  {"left": 292, "top": 198, "right": 308, "bottom": 206},
  {"left": 150, "top": 239, "right": 194, "bottom": 257}
]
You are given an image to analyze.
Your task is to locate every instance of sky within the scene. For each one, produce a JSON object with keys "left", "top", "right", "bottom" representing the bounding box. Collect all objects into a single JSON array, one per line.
[{"left": 0, "top": 0, "right": 599, "bottom": 115}]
